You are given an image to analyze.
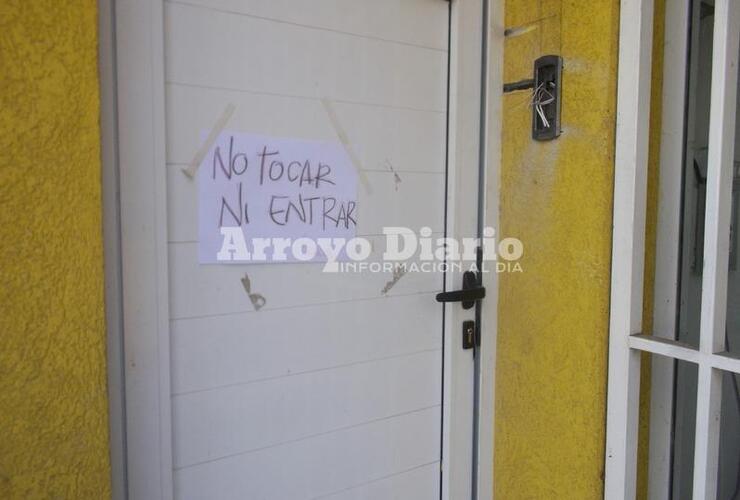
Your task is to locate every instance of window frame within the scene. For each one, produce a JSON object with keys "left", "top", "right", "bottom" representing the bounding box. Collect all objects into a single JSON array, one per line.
[{"left": 604, "top": 0, "right": 740, "bottom": 499}]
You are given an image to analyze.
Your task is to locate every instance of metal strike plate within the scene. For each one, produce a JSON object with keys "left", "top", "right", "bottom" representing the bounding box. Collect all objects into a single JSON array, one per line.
[{"left": 462, "top": 320, "right": 475, "bottom": 350}]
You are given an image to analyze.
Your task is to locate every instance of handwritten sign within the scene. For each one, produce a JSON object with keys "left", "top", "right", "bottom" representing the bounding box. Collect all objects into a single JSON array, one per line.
[{"left": 198, "top": 131, "right": 358, "bottom": 263}]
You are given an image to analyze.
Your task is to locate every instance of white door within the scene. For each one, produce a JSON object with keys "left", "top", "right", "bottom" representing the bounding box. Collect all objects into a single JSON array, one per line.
[{"left": 113, "top": 1, "right": 494, "bottom": 499}]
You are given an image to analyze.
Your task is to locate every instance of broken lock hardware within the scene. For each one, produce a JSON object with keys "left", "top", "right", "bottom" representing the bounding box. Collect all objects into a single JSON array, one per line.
[
  {"left": 462, "top": 320, "right": 476, "bottom": 350},
  {"left": 502, "top": 55, "right": 563, "bottom": 141}
]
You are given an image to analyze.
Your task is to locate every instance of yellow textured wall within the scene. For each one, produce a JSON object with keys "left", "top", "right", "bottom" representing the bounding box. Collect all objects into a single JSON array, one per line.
[
  {"left": 0, "top": 1, "right": 111, "bottom": 498},
  {"left": 495, "top": 1, "right": 620, "bottom": 498}
]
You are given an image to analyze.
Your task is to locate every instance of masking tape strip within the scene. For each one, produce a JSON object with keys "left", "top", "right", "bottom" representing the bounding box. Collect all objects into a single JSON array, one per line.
[
  {"left": 240, "top": 273, "right": 266, "bottom": 311},
  {"left": 183, "top": 103, "right": 236, "bottom": 178},
  {"left": 321, "top": 98, "right": 373, "bottom": 194},
  {"left": 381, "top": 265, "right": 407, "bottom": 294}
]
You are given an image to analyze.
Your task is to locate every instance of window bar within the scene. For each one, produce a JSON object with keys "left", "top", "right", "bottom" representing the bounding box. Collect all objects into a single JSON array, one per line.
[
  {"left": 692, "top": 1, "right": 740, "bottom": 498},
  {"left": 604, "top": 0, "right": 655, "bottom": 498},
  {"left": 647, "top": 0, "right": 692, "bottom": 496}
]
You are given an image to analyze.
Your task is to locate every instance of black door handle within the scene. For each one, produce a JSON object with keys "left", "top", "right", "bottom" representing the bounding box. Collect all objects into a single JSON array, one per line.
[{"left": 435, "top": 271, "right": 486, "bottom": 310}]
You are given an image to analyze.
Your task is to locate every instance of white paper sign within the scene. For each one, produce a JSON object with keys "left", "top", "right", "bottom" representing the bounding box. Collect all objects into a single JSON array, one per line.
[{"left": 198, "top": 131, "right": 358, "bottom": 263}]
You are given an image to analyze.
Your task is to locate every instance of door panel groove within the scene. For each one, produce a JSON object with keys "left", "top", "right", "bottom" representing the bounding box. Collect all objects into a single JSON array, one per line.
[
  {"left": 165, "top": 0, "right": 448, "bottom": 53},
  {"left": 165, "top": 81, "right": 447, "bottom": 114},
  {"left": 174, "top": 405, "right": 440, "bottom": 471},
  {"left": 172, "top": 347, "right": 442, "bottom": 397}
]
